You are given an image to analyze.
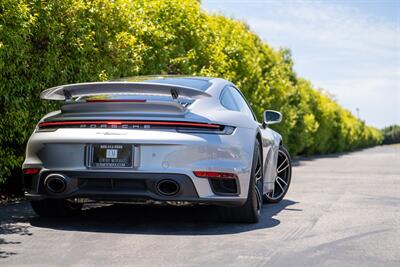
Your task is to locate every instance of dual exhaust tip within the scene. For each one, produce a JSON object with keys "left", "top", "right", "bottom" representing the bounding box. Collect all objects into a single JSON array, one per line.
[
  {"left": 45, "top": 174, "right": 180, "bottom": 197},
  {"left": 156, "top": 179, "right": 180, "bottom": 197},
  {"left": 45, "top": 174, "right": 67, "bottom": 194}
]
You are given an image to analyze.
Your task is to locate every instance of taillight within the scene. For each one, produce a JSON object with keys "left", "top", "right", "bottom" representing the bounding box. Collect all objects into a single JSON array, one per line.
[
  {"left": 38, "top": 120, "right": 221, "bottom": 128},
  {"left": 177, "top": 125, "right": 235, "bottom": 135},
  {"left": 22, "top": 168, "right": 41, "bottom": 175},
  {"left": 36, "top": 120, "right": 235, "bottom": 134},
  {"left": 193, "top": 171, "right": 238, "bottom": 179}
]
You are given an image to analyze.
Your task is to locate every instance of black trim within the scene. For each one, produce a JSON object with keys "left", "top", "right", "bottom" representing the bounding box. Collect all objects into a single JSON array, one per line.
[
  {"left": 35, "top": 171, "right": 198, "bottom": 201},
  {"left": 25, "top": 171, "right": 247, "bottom": 207},
  {"left": 209, "top": 178, "right": 240, "bottom": 196}
]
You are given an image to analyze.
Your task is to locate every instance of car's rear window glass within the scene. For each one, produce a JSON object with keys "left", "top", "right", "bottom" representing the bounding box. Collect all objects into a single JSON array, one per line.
[
  {"left": 220, "top": 88, "right": 239, "bottom": 111},
  {"left": 146, "top": 78, "right": 211, "bottom": 91}
]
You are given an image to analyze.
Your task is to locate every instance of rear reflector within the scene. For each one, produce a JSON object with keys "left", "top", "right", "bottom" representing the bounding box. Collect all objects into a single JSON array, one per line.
[
  {"left": 193, "top": 171, "right": 238, "bottom": 179},
  {"left": 22, "top": 168, "right": 41, "bottom": 175},
  {"left": 38, "top": 120, "right": 221, "bottom": 129}
]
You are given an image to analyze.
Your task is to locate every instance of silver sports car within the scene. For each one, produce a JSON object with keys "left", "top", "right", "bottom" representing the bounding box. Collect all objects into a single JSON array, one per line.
[{"left": 22, "top": 76, "right": 292, "bottom": 223}]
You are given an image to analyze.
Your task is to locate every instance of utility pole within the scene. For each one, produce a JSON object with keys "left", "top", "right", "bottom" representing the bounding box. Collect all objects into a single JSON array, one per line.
[{"left": 356, "top": 108, "right": 360, "bottom": 119}]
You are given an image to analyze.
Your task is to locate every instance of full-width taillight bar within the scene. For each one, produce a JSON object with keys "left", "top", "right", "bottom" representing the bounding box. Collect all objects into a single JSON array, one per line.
[
  {"left": 38, "top": 120, "right": 221, "bottom": 129},
  {"left": 193, "top": 171, "right": 238, "bottom": 179}
]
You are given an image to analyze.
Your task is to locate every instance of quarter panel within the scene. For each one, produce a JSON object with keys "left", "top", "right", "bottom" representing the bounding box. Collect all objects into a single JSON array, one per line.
[{"left": 259, "top": 126, "right": 281, "bottom": 193}]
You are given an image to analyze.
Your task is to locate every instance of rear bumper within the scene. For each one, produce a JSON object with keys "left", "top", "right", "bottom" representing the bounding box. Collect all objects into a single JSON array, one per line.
[
  {"left": 23, "top": 127, "right": 255, "bottom": 205},
  {"left": 23, "top": 170, "right": 247, "bottom": 206}
]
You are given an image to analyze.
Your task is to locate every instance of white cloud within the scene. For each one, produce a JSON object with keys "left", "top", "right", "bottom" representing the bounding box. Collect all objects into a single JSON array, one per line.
[
  {"left": 202, "top": 0, "right": 400, "bottom": 128},
  {"left": 317, "top": 77, "right": 400, "bottom": 127},
  {"left": 246, "top": 2, "right": 399, "bottom": 57}
]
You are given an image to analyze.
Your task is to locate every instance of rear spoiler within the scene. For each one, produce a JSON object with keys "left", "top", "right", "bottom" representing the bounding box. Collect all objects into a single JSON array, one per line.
[{"left": 40, "top": 82, "right": 211, "bottom": 101}]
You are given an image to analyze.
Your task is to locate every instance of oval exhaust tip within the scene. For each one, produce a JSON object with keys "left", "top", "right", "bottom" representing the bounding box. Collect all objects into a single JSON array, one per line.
[
  {"left": 156, "top": 180, "right": 180, "bottom": 196},
  {"left": 45, "top": 174, "right": 67, "bottom": 193}
]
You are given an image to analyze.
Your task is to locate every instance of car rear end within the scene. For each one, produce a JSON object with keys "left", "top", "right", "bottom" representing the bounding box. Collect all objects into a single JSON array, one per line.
[{"left": 22, "top": 80, "right": 254, "bottom": 207}]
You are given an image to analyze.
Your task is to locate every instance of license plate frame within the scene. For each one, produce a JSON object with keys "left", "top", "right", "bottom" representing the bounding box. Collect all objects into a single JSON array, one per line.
[{"left": 88, "top": 144, "right": 134, "bottom": 168}]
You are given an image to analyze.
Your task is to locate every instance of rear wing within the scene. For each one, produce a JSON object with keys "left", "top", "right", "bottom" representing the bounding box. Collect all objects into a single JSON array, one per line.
[{"left": 40, "top": 82, "right": 211, "bottom": 101}]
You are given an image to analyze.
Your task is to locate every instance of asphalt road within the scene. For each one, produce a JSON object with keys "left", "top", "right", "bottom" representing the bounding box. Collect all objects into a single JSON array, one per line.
[{"left": 1, "top": 145, "right": 399, "bottom": 266}]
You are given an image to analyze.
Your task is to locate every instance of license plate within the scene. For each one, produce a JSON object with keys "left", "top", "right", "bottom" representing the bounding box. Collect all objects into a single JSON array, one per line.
[{"left": 90, "top": 144, "right": 133, "bottom": 168}]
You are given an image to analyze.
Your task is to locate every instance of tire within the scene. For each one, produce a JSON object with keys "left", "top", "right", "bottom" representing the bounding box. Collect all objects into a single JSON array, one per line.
[
  {"left": 218, "top": 140, "right": 263, "bottom": 223},
  {"left": 263, "top": 145, "right": 292, "bottom": 204},
  {"left": 30, "top": 199, "right": 83, "bottom": 217}
]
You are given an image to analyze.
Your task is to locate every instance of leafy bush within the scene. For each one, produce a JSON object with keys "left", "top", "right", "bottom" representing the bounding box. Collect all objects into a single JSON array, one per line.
[
  {"left": 381, "top": 125, "right": 400, "bottom": 144},
  {"left": 0, "top": 0, "right": 382, "bottom": 185}
]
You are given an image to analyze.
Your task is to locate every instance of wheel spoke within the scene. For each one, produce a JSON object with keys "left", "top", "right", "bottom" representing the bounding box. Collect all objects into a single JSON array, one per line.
[
  {"left": 276, "top": 178, "right": 285, "bottom": 192},
  {"left": 277, "top": 162, "right": 289, "bottom": 173},
  {"left": 255, "top": 166, "right": 262, "bottom": 179},
  {"left": 277, "top": 176, "right": 288, "bottom": 186},
  {"left": 255, "top": 185, "right": 262, "bottom": 211},
  {"left": 277, "top": 156, "right": 287, "bottom": 172}
]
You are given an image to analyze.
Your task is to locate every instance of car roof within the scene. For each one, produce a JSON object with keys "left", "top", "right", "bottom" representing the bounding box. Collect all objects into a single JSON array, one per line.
[{"left": 117, "top": 75, "right": 214, "bottom": 92}]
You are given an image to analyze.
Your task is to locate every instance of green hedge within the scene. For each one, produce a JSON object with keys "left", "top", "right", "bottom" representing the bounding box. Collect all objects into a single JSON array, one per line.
[
  {"left": 381, "top": 125, "right": 400, "bottom": 144},
  {"left": 0, "top": 0, "right": 382, "bottom": 184}
]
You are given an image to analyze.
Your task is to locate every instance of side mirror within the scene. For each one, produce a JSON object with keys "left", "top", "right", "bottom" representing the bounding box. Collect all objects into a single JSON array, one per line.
[{"left": 263, "top": 110, "right": 282, "bottom": 127}]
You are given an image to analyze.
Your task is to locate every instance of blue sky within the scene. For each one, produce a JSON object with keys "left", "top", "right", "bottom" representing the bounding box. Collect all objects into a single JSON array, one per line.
[{"left": 202, "top": 0, "right": 400, "bottom": 128}]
